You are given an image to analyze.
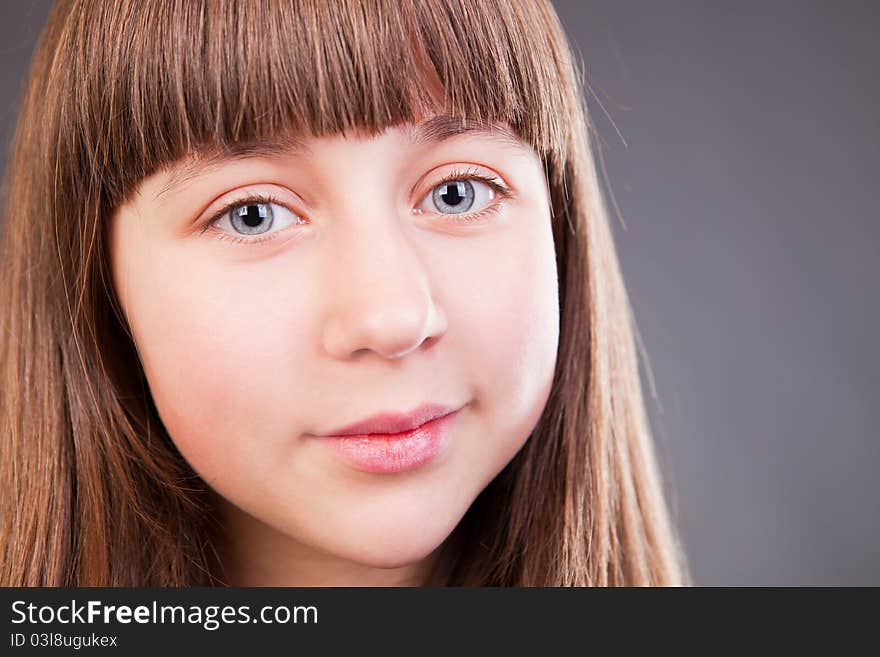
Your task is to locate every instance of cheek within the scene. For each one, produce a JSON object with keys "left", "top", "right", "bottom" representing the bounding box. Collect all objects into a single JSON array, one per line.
[
  {"left": 118, "top": 249, "right": 315, "bottom": 482},
  {"left": 445, "top": 212, "right": 560, "bottom": 470}
]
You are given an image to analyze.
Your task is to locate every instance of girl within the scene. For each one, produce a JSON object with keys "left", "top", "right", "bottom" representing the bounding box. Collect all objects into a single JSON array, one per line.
[{"left": 0, "top": 0, "right": 689, "bottom": 586}]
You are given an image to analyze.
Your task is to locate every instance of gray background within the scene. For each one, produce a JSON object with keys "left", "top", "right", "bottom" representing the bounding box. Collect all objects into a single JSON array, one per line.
[{"left": 1, "top": 1, "right": 877, "bottom": 585}]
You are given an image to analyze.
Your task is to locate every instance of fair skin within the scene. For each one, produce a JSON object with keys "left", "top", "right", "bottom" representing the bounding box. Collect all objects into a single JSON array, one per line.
[{"left": 109, "top": 118, "right": 559, "bottom": 586}]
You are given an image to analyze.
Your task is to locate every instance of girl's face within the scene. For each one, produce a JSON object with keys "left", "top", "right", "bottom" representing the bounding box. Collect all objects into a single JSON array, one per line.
[{"left": 109, "top": 120, "right": 559, "bottom": 583}]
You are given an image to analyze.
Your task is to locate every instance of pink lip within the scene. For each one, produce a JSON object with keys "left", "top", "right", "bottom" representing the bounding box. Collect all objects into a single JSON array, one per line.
[
  {"left": 319, "top": 403, "right": 458, "bottom": 437},
  {"left": 316, "top": 404, "right": 462, "bottom": 474}
]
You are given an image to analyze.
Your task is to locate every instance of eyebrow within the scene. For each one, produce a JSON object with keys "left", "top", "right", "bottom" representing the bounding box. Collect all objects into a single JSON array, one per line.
[
  {"left": 405, "top": 114, "right": 525, "bottom": 150},
  {"left": 154, "top": 115, "right": 525, "bottom": 200}
]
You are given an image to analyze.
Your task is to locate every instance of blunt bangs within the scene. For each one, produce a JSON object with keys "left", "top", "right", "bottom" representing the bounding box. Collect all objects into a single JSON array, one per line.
[{"left": 57, "top": 0, "right": 576, "bottom": 206}]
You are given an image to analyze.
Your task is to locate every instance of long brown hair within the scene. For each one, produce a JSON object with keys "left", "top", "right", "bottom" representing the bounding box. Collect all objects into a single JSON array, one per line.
[{"left": 0, "top": 0, "right": 689, "bottom": 585}]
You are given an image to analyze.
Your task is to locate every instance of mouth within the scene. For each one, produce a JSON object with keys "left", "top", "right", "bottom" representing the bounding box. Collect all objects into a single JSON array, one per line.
[
  {"left": 315, "top": 405, "right": 463, "bottom": 474},
  {"left": 318, "top": 403, "right": 459, "bottom": 437}
]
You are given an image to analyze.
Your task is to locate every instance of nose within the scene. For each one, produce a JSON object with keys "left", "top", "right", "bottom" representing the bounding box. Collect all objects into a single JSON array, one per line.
[{"left": 320, "top": 215, "right": 448, "bottom": 361}]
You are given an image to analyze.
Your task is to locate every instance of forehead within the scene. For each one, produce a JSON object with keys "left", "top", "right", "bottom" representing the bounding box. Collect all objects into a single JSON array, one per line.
[{"left": 155, "top": 115, "right": 528, "bottom": 199}]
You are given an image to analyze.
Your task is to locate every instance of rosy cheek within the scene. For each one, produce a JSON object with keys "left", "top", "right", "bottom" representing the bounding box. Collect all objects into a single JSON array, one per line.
[
  {"left": 134, "top": 318, "right": 238, "bottom": 473},
  {"left": 449, "top": 211, "right": 558, "bottom": 446},
  {"left": 131, "top": 259, "right": 316, "bottom": 475},
  {"left": 486, "top": 275, "right": 556, "bottom": 399},
  {"left": 122, "top": 265, "right": 237, "bottom": 447}
]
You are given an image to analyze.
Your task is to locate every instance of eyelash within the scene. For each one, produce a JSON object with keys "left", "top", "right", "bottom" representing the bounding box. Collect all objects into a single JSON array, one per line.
[
  {"left": 199, "top": 167, "right": 514, "bottom": 246},
  {"left": 200, "top": 192, "right": 291, "bottom": 245}
]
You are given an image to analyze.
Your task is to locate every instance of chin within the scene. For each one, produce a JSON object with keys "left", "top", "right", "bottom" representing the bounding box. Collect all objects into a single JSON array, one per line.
[{"left": 325, "top": 517, "right": 459, "bottom": 570}]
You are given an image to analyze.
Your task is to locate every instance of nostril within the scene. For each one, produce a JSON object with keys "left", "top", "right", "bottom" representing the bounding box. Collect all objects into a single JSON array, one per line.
[{"left": 421, "top": 335, "right": 440, "bottom": 351}]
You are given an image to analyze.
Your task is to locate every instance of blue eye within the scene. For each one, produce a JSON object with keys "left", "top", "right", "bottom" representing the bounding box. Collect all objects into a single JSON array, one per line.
[
  {"left": 202, "top": 170, "right": 513, "bottom": 247},
  {"left": 432, "top": 180, "right": 476, "bottom": 214},
  {"left": 230, "top": 202, "right": 275, "bottom": 235},
  {"left": 203, "top": 195, "right": 302, "bottom": 244},
  {"left": 420, "top": 171, "right": 512, "bottom": 221}
]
